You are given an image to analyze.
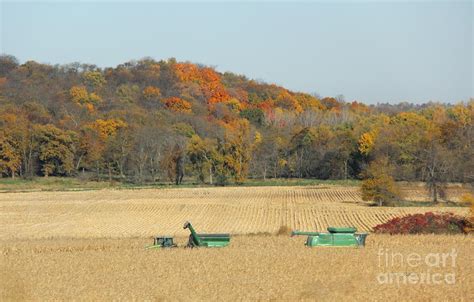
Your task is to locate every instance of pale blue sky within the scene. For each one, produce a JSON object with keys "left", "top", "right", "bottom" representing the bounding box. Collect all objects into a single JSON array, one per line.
[{"left": 1, "top": 1, "right": 472, "bottom": 104}]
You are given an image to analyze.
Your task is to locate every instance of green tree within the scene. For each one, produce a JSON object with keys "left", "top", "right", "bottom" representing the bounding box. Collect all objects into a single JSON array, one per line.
[{"left": 239, "top": 108, "right": 265, "bottom": 126}]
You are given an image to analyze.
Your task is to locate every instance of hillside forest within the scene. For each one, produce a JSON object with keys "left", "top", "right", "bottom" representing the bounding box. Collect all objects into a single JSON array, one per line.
[{"left": 0, "top": 55, "right": 473, "bottom": 191}]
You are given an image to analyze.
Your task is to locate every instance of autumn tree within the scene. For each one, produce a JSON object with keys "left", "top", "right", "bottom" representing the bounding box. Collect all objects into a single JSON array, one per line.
[
  {"left": 0, "top": 134, "right": 20, "bottom": 177},
  {"left": 143, "top": 86, "right": 161, "bottom": 101},
  {"left": 0, "top": 112, "right": 28, "bottom": 178},
  {"left": 187, "top": 135, "right": 216, "bottom": 184},
  {"left": 69, "top": 85, "right": 102, "bottom": 112},
  {"left": 82, "top": 71, "right": 106, "bottom": 90},
  {"left": 161, "top": 97, "right": 192, "bottom": 113},
  {"left": 361, "top": 157, "right": 401, "bottom": 206},
  {"left": 0, "top": 55, "right": 472, "bottom": 187},
  {"left": 275, "top": 90, "right": 303, "bottom": 113},
  {"left": 0, "top": 131, "right": 22, "bottom": 178},
  {"left": 78, "top": 119, "right": 128, "bottom": 181},
  {"left": 208, "top": 119, "right": 254, "bottom": 184},
  {"left": 0, "top": 54, "right": 19, "bottom": 76},
  {"left": 331, "top": 128, "right": 357, "bottom": 180},
  {"left": 250, "top": 130, "right": 283, "bottom": 179},
  {"left": 358, "top": 130, "right": 377, "bottom": 156},
  {"left": 289, "top": 127, "right": 316, "bottom": 178},
  {"left": 115, "top": 84, "right": 141, "bottom": 104},
  {"left": 129, "top": 124, "right": 172, "bottom": 183},
  {"left": 94, "top": 119, "right": 129, "bottom": 181},
  {"left": 239, "top": 108, "right": 265, "bottom": 126},
  {"left": 76, "top": 125, "right": 104, "bottom": 177},
  {"left": 173, "top": 63, "right": 231, "bottom": 106},
  {"left": 33, "top": 124, "right": 76, "bottom": 177},
  {"left": 294, "top": 93, "right": 324, "bottom": 111},
  {"left": 161, "top": 143, "right": 186, "bottom": 185}
]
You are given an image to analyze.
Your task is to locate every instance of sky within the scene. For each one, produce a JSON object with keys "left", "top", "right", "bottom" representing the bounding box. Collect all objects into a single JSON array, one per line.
[{"left": 1, "top": 1, "right": 472, "bottom": 104}]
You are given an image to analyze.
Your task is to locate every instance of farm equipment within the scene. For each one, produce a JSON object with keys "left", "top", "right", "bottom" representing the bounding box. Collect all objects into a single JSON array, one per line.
[
  {"left": 146, "top": 236, "right": 177, "bottom": 249},
  {"left": 183, "top": 221, "right": 230, "bottom": 248},
  {"left": 291, "top": 227, "right": 367, "bottom": 247}
]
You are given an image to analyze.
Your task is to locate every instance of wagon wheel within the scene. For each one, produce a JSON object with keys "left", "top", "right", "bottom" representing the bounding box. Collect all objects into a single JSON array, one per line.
[{"left": 186, "top": 234, "right": 195, "bottom": 248}]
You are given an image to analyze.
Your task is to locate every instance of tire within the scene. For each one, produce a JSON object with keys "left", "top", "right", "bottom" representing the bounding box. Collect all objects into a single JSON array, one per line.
[{"left": 186, "top": 234, "right": 195, "bottom": 248}]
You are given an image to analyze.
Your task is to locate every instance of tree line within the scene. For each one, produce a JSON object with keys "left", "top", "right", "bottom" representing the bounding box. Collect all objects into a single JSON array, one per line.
[{"left": 0, "top": 54, "right": 473, "bottom": 191}]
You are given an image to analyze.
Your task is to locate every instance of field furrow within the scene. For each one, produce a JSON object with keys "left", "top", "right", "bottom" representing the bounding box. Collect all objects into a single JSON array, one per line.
[{"left": 0, "top": 185, "right": 469, "bottom": 239}]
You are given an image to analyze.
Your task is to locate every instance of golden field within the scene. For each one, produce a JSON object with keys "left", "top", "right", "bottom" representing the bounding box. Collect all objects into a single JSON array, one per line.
[
  {"left": 0, "top": 185, "right": 469, "bottom": 239},
  {"left": 1, "top": 235, "right": 473, "bottom": 301},
  {"left": 0, "top": 185, "right": 472, "bottom": 301}
]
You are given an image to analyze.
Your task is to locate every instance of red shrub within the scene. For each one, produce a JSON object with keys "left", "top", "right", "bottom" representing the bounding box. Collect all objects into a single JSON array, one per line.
[{"left": 373, "top": 212, "right": 471, "bottom": 235}]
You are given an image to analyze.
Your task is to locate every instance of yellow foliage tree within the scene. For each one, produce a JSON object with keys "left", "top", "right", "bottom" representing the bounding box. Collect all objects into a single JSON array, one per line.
[
  {"left": 69, "top": 86, "right": 102, "bottom": 112},
  {"left": 275, "top": 90, "right": 303, "bottom": 113},
  {"left": 0, "top": 133, "right": 22, "bottom": 178},
  {"left": 0, "top": 113, "right": 28, "bottom": 178},
  {"left": 69, "top": 86, "right": 89, "bottom": 105},
  {"left": 90, "top": 119, "right": 127, "bottom": 140},
  {"left": 254, "top": 131, "right": 262, "bottom": 144},
  {"left": 361, "top": 157, "right": 401, "bottom": 206},
  {"left": 358, "top": 130, "right": 377, "bottom": 155},
  {"left": 294, "top": 93, "right": 324, "bottom": 111},
  {"left": 459, "top": 193, "right": 474, "bottom": 232}
]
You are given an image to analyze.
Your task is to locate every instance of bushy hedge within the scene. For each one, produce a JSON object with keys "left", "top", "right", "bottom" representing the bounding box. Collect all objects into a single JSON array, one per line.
[{"left": 373, "top": 212, "right": 471, "bottom": 235}]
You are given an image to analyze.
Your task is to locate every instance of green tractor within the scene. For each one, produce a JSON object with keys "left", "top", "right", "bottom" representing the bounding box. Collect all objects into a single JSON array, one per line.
[
  {"left": 184, "top": 221, "right": 231, "bottom": 247},
  {"left": 292, "top": 227, "right": 367, "bottom": 247},
  {"left": 146, "top": 236, "right": 177, "bottom": 249}
]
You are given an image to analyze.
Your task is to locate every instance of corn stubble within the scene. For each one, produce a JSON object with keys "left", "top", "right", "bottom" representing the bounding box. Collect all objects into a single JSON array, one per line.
[
  {"left": 0, "top": 185, "right": 472, "bottom": 300},
  {"left": 1, "top": 235, "right": 473, "bottom": 301},
  {"left": 0, "top": 186, "right": 468, "bottom": 240}
]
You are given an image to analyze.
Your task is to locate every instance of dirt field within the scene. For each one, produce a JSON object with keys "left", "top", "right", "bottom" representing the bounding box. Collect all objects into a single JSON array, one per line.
[{"left": 1, "top": 185, "right": 472, "bottom": 301}]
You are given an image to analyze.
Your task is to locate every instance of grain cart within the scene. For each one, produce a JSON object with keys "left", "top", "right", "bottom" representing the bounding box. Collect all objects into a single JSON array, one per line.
[
  {"left": 183, "top": 221, "right": 230, "bottom": 247},
  {"left": 291, "top": 227, "right": 367, "bottom": 247}
]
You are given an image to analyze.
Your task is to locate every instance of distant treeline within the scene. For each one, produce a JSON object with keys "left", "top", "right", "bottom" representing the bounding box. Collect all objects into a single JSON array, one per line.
[{"left": 0, "top": 54, "right": 473, "bottom": 185}]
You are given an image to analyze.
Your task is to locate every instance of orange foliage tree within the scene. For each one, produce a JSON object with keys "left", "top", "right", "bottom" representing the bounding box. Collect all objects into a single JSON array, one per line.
[
  {"left": 161, "top": 97, "right": 192, "bottom": 113},
  {"left": 143, "top": 86, "right": 161, "bottom": 100},
  {"left": 173, "top": 63, "right": 231, "bottom": 106}
]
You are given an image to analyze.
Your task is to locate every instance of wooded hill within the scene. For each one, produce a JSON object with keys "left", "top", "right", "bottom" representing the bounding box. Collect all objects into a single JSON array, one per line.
[{"left": 0, "top": 55, "right": 473, "bottom": 185}]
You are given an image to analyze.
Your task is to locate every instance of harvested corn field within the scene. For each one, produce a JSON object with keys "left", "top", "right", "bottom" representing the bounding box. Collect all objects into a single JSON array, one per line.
[
  {"left": 0, "top": 185, "right": 468, "bottom": 240},
  {"left": 1, "top": 235, "right": 473, "bottom": 301},
  {"left": 1, "top": 185, "right": 473, "bottom": 301}
]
